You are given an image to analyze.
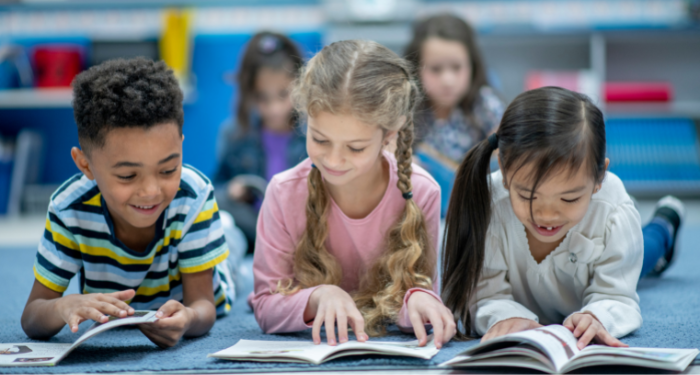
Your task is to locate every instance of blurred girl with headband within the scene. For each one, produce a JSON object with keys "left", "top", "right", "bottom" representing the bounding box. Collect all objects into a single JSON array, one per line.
[{"left": 214, "top": 31, "right": 307, "bottom": 253}]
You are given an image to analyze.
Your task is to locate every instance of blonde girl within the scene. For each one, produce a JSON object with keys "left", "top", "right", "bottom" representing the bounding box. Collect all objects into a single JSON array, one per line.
[{"left": 248, "top": 40, "right": 456, "bottom": 348}]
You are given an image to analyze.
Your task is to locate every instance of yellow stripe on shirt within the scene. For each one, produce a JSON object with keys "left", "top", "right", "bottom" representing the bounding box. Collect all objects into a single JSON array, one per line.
[
  {"left": 193, "top": 202, "right": 218, "bottom": 224},
  {"left": 180, "top": 249, "right": 229, "bottom": 274},
  {"left": 34, "top": 265, "right": 68, "bottom": 293}
]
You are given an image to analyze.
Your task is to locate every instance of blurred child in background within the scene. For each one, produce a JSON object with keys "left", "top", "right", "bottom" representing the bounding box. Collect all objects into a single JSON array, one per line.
[
  {"left": 405, "top": 14, "right": 504, "bottom": 165},
  {"left": 214, "top": 31, "right": 307, "bottom": 253}
]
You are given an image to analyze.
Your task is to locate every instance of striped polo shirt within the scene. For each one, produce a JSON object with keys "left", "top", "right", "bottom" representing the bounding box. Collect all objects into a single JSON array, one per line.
[{"left": 33, "top": 165, "right": 232, "bottom": 315}]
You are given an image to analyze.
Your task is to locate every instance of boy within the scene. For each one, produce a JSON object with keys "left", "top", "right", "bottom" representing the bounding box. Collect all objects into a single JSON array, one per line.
[{"left": 21, "top": 58, "right": 233, "bottom": 348}]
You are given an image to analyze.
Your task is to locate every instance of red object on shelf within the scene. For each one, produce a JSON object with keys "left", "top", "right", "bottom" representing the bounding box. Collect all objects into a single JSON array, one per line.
[
  {"left": 605, "top": 82, "right": 673, "bottom": 102},
  {"left": 33, "top": 46, "right": 83, "bottom": 88}
]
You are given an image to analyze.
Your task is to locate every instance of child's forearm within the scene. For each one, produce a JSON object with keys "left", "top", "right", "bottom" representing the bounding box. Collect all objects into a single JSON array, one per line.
[
  {"left": 21, "top": 297, "right": 68, "bottom": 339},
  {"left": 183, "top": 299, "right": 216, "bottom": 338}
]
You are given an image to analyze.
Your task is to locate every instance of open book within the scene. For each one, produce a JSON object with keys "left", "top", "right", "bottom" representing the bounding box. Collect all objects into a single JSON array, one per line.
[
  {"left": 209, "top": 336, "right": 439, "bottom": 365},
  {"left": 440, "top": 325, "right": 698, "bottom": 373},
  {"left": 0, "top": 311, "right": 158, "bottom": 367}
]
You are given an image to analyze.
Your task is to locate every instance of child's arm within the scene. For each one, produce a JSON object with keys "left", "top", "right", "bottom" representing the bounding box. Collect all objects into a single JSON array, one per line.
[
  {"left": 565, "top": 202, "right": 643, "bottom": 347},
  {"left": 472, "top": 221, "right": 540, "bottom": 337},
  {"left": 138, "top": 269, "right": 216, "bottom": 348},
  {"left": 22, "top": 203, "right": 136, "bottom": 339},
  {"left": 21, "top": 280, "right": 135, "bottom": 339}
]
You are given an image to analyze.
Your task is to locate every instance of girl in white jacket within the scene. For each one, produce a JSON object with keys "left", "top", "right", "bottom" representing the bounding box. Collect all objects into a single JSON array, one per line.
[{"left": 441, "top": 86, "right": 684, "bottom": 349}]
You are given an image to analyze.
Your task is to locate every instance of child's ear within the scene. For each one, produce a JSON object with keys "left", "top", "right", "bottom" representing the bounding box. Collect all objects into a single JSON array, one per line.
[
  {"left": 71, "top": 147, "right": 95, "bottom": 180},
  {"left": 384, "top": 129, "right": 398, "bottom": 144},
  {"left": 594, "top": 158, "right": 611, "bottom": 193}
]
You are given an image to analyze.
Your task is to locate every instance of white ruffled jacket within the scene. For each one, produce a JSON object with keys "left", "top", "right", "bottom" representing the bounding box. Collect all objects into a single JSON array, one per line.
[{"left": 470, "top": 170, "right": 643, "bottom": 338}]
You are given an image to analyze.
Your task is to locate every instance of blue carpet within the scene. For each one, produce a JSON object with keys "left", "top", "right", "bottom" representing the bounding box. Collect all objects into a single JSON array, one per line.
[{"left": 1, "top": 223, "right": 699, "bottom": 373}]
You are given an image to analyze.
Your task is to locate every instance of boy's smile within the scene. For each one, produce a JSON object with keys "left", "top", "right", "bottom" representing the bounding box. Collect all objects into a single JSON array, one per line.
[{"left": 72, "top": 122, "right": 183, "bottom": 250}]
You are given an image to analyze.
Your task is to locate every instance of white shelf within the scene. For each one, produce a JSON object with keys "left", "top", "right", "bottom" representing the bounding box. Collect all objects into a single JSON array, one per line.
[
  {"left": 604, "top": 101, "right": 700, "bottom": 119},
  {"left": 0, "top": 88, "right": 73, "bottom": 109},
  {"left": 0, "top": 85, "right": 196, "bottom": 109}
]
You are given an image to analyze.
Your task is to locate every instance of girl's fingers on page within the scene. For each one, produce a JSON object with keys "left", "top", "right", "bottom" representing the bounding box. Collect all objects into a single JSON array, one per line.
[
  {"left": 572, "top": 315, "right": 591, "bottom": 338},
  {"left": 325, "top": 309, "right": 337, "bottom": 346},
  {"left": 349, "top": 311, "right": 367, "bottom": 342},
  {"left": 598, "top": 331, "right": 627, "bottom": 347},
  {"left": 336, "top": 309, "right": 348, "bottom": 343},
  {"left": 441, "top": 307, "right": 457, "bottom": 342},
  {"left": 311, "top": 308, "right": 324, "bottom": 345},
  {"left": 427, "top": 310, "right": 444, "bottom": 348},
  {"left": 577, "top": 326, "right": 597, "bottom": 350},
  {"left": 409, "top": 312, "right": 427, "bottom": 347}
]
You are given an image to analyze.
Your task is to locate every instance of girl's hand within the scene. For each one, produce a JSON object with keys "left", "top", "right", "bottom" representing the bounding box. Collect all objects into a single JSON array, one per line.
[
  {"left": 305, "top": 285, "right": 368, "bottom": 346},
  {"left": 56, "top": 290, "right": 136, "bottom": 332},
  {"left": 406, "top": 291, "right": 456, "bottom": 349},
  {"left": 138, "top": 300, "right": 193, "bottom": 348},
  {"left": 563, "top": 313, "right": 627, "bottom": 350},
  {"left": 482, "top": 318, "right": 542, "bottom": 342}
]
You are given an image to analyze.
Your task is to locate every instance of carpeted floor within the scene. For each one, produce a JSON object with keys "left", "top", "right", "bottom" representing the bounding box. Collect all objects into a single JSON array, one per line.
[{"left": 1, "top": 223, "right": 699, "bottom": 374}]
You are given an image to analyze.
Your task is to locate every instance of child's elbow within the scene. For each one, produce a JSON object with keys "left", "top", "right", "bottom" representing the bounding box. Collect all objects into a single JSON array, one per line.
[{"left": 21, "top": 313, "right": 51, "bottom": 340}]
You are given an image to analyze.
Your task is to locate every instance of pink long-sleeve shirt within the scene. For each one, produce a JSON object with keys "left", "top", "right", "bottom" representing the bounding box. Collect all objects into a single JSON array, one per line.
[{"left": 248, "top": 151, "right": 442, "bottom": 334}]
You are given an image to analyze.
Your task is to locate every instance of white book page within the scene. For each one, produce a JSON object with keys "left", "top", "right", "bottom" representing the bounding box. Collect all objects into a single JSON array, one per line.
[
  {"left": 503, "top": 325, "right": 580, "bottom": 371},
  {"left": 0, "top": 310, "right": 157, "bottom": 367},
  {"left": 210, "top": 336, "right": 439, "bottom": 364},
  {"left": 0, "top": 343, "right": 72, "bottom": 366},
  {"left": 445, "top": 325, "right": 579, "bottom": 372},
  {"left": 564, "top": 346, "right": 700, "bottom": 373},
  {"left": 209, "top": 340, "right": 340, "bottom": 364},
  {"left": 339, "top": 336, "right": 438, "bottom": 360},
  {"left": 70, "top": 310, "right": 158, "bottom": 349}
]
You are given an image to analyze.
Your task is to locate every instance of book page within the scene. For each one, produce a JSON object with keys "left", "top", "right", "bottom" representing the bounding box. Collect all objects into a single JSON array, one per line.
[
  {"left": 209, "top": 340, "right": 340, "bottom": 364},
  {"left": 447, "top": 325, "right": 580, "bottom": 372},
  {"left": 565, "top": 346, "right": 700, "bottom": 373},
  {"left": 0, "top": 343, "right": 72, "bottom": 367},
  {"left": 326, "top": 336, "right": 439, "bottom": 361},
  {"left": 0, "top": 310, "right": 158, "bottom": 367},
  {"left": 210, "top": 336, "right": 439, "bottom": 365},
  {"left": 505, "top": 325, "right": 580, "bottom": 371},
  {"left": 70, "top": 310, "right": 158, "bottom": 349}
]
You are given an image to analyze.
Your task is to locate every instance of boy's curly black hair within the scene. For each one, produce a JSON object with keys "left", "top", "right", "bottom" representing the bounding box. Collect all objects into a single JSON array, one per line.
[{"left": 72, "top": 57, "right": 184, "bottom": 153}]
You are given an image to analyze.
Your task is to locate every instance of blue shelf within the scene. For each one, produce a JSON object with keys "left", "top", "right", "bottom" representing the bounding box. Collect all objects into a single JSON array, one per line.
[{"left": 607, "top": 118, "right": 700, "bottom": 196}]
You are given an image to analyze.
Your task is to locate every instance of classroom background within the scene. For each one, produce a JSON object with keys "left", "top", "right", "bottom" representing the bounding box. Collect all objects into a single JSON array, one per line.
[
  {"left": 0, "top": 0, "right": 700, "bottom": 373},
  {"left": 1, "top": 0, "right": 700, "bottom": 232}
]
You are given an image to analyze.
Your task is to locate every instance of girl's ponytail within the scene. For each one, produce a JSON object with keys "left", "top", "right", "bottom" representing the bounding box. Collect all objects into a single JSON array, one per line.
[{"left": 442, "top": 132, "right": 499, "bottom": 339}]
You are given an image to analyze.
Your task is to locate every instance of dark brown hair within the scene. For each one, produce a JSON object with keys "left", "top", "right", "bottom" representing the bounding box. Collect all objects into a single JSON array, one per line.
[
  {"left": 404, "top": 14, "right": 488, "bottom": 122},
  {"left": 72, "top": 57, "right": 183, "bottom": 153},
  {"left": 236, "top": 31, "right": 303, "bottom": 134},
  {"left": 441, "top": 87, "right": 607, "bottom": 338}
]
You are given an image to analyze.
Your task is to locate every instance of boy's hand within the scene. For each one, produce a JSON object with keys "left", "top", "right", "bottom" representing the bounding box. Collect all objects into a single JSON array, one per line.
[
  {"left": 482, "top": 318, "right": 542, "bottom": 342},
  {"left": 406, "top": 291, "right": 456, "bottom": 349},
  {"left": 305, "top": 285, "right": 368, "bottom": 346},
  {"left": 139, "top": 300, "right": 193, "bottom": 348},
  {"left": 56, "top": 289, "right": 136, "bottom": 333},
  {"left": 563, "top": 312, "right": 627, "bottom": 350}
]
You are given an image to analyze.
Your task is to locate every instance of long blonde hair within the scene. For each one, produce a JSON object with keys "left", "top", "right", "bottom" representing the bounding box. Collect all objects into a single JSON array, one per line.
[{"left": 277, "top": 40, "right": 435, "bottom": 336}]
